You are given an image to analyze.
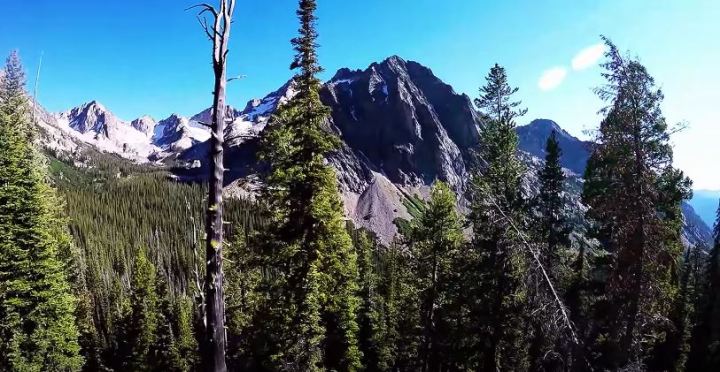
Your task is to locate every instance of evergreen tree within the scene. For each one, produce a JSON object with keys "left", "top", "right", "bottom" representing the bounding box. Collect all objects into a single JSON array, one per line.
[
  {"left": 174, "top": 294, "right": 200, "bottom": 371},
  {"left": 0, "top": 51, "right": 83, "bottom": 371},
  {"left": 151, "top": 272, "right": 182, "bottom": 371},
  {"left": 353, "top": 228, "right": 386, "bottom": 371},
  {"left": 535, "top": 131, "right": 571, "bottom": 267},
  {"left": 466, "top": 63, "right": 530, "bottom": 371},
  {"left": 402, "top": 182, "right": 465, "bottom": 371},
  {"left": 385, "top": 240, "right": 422, "bottom": 371},
  {"left": 650, "top": 246, "right": 704, "bottom": 371},
  {"left": 528, "top": 131, "right": 573, "bottom": 371},
  {"left": 582, "top": 37, "right": 692, "bottom": 369},
  {"left": 123, "top": 247, "right": 158, "bottom": 370},
  {"left": 46, "top": 147, "right": 260, "bottom": 370},
  {"left": 256, "top": 0, "right": 361, "bottom": 369},
  {"left": 354, "top": 234, "right": 418, "bottom": 371},
  {"left": 225, "top": 231, "right": 263, "bottom": 371}
]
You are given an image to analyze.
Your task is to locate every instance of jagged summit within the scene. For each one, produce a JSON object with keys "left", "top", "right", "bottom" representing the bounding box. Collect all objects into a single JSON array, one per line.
[
  {"left": 190, "top": 105, "right": 242, "bottom": 124},
  {"left": 376, "top": 54, "right": 407, "bottom": 67},
  {"left": 517, "top": 119, "right": 593, "bottom": 175},
  {"left": 64, "top": 100, "right": 116, "bottom": 134},
  {"left": 130, "top": 116, "right": 156, "bottom": 136},
  {"left": 330, "top": 67, "right": 362, "bottom": 82},
  {"left": 41, "top": 102, "right": 213, "bottom": 162}
]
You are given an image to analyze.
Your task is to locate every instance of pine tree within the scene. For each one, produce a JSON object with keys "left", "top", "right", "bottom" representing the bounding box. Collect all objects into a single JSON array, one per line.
[
  {"left": 650, "top": 246, "right": 703, "bottom": 371},
  {"left": 123, "top": 247, "right": 158, "bottom": 370},
  {"left": 582, "top": 37, "right": 692, "bottom": 369},
  {"left": 465, "top": 63, "right": 530, "bottom": 371},
  {"left": 225, "top": 231, "right": 263, "bottom": 370},
  {"left": 385, "top": 240, "right": 422, "bottom": 371},
  {"left": 46, "top": 145, "right": 259, "bottom": 370},
  {"left": 353, "top": 228, "right": 385, "bottom": 370},
  {"left": 402, "top": 182, "right": 465, "bottom": 371},
  {"left": 535, "top": 131, "right": 571, "bottom": 267},
  {"left": 151, "top": 272, "right": 182, "bottom": 371},
  {"left": 256, "top": 0, "right": 361, "bottom": 369},
  {"left": 174, "top": 294, "right": 200, "bottom": 371},
  {"left": 527, "top": 131, "right": 573, "bottom": 371},
  {"left": 0, "top": 51, "right": 83, "bottom": 371}
]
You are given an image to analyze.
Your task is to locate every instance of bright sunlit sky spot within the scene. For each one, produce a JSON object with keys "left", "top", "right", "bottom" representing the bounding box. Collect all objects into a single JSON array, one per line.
[{"left": 2, "top": 0, "right": 719, "bottom": 189}]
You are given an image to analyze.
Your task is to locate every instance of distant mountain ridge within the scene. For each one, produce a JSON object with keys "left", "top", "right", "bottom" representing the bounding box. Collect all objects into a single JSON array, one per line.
[
  {"left": 34, "top": 55, "right": 713, "bottom": 247},
  {"left": 689, "top": 190, "right": 720, "bottom": 228}
]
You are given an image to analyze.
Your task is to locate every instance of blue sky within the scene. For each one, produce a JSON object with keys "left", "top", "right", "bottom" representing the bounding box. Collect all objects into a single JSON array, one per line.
[{"left": 2, "top": 0, "right": 719, "bottom": 189}]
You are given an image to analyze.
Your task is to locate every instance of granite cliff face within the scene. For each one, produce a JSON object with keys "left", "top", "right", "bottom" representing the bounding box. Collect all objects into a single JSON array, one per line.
[{"left": 320, "top": 56, "right": 480, "bottom": 193}]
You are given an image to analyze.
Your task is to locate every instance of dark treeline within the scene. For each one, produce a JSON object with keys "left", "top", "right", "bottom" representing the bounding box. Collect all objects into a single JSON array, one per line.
[{"left": 2, "top": 0, "right": 720, "bottom": 371}]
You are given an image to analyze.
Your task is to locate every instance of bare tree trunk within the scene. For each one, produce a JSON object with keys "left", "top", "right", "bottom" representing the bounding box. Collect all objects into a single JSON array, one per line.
[{"left": 191, "top": 1, "right": 236, "bottom": 370}]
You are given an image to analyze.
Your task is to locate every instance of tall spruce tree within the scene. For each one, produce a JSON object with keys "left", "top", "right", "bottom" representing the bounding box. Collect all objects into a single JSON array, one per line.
[
  {"left": 256, "top": 0, "right": 361, "bottom": 370},
  {"left": 527, "top": 131, "right": 573, "bottom": 371},
  {"left": 123, "top": 247, "right": 158, "bottom": 370},
  {"left": 402, "top": 182, "right": 465, "bottom": 371},
  {"left": 0, "top": 51, "right": 83, "bottom": 371},
  {"left": 352, "top": 228, "right": 386, "bottom": 371},
  {"left": 466, "top": 63, "right": 530, "bottom": 371},
  {"left": 151, "top": 272, "right": 183, "bottom": 372},
  {"left": 535, "top": 131, "right": 571, "bottom": 267},
  {"left": 582, "top": 37, "right": 691, "bottom": 369}
]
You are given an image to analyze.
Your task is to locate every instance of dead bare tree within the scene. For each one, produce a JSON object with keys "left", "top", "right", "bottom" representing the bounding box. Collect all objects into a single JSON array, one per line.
[{"left": 189, "top": 1, "right": 236, "bottom": 370}]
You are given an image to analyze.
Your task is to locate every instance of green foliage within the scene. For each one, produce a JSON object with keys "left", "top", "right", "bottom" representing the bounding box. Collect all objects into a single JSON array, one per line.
[
  {"left": 466, "top": 63, "right": 531, "bottom": 371},
  {"left": 225, "top": 230, "right": 263, "bottom": 370},
  {"left": 527, "top": 132, "right": 575, "bottom": 370},
  {"left": 45, "top": 146, "right": 258, "bottom": 370},
  {"left": 535, "top": 131, "right": 572, "bottom": 261},
  {"left": 125, "top": 247, "right": 158, "bottom": 370},
  {"left": 3, "top": 31, "right": 714, "bottom": 372},
  {"left": 0, "top": 51, "right": 83, "bottom": 371},
  {"left": 649, "top": 247, "right": 704, "bottom": 371},
  {"left": 402, "top": 182, "right": 466, "bottom": 370},
  {"left": 352, "top": 228, "right": 389, "bottom": 371},
  {"left": 581, "top": 37, "right": 692, "bottom": 370},
  {"left": 250, "top": 0, "right": 361, "bottom": 369},
  {"left": 401, "top": 193, "right": 426, "bottom": 219}
]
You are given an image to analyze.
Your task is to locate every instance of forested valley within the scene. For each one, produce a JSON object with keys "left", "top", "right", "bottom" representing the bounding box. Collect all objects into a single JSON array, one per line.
[{"left": 2, "top": 1, "right": 720, "bottom": 371}]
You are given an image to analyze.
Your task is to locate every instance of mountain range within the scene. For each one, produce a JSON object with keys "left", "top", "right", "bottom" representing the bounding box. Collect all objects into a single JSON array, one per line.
[{"left": 34, "top": 56, "right": 714, "bottom": 247}]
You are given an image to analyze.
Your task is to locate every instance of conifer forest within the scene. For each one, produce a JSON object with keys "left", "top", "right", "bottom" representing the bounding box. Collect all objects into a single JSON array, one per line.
[{"left": 2, "top": 1, "right": 720, "bottom": 371}]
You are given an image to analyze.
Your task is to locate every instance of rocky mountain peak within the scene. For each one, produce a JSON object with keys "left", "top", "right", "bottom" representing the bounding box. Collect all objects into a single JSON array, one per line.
[
  {"left": 191, "top": 105, "right": 242, "bottom": 124},
  {"left": 65, "top": 100, "right": 115, "bottom": 134},
  {"left": 320, "top": 56, "right": 480, "bottom": 194},
  {"left": 130, "top": 115, "right": 156, "bottom": 136},
  {"left": 378, "top": 55, "right": 408, "bottom": 70},
  {"left": 153, "top": 114, "right": 209, "bottom": 153},
  {"left": 517, "top": 119, "right": 593, "bottom": 175},
  {"left": 330, "top": 67, "right": 362, "bottom": 82}
]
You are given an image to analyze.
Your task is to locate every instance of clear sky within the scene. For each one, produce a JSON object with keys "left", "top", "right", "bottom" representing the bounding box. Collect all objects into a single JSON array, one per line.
[{"left": 2, "top": 0, "right": 719, "bottom": 189}]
